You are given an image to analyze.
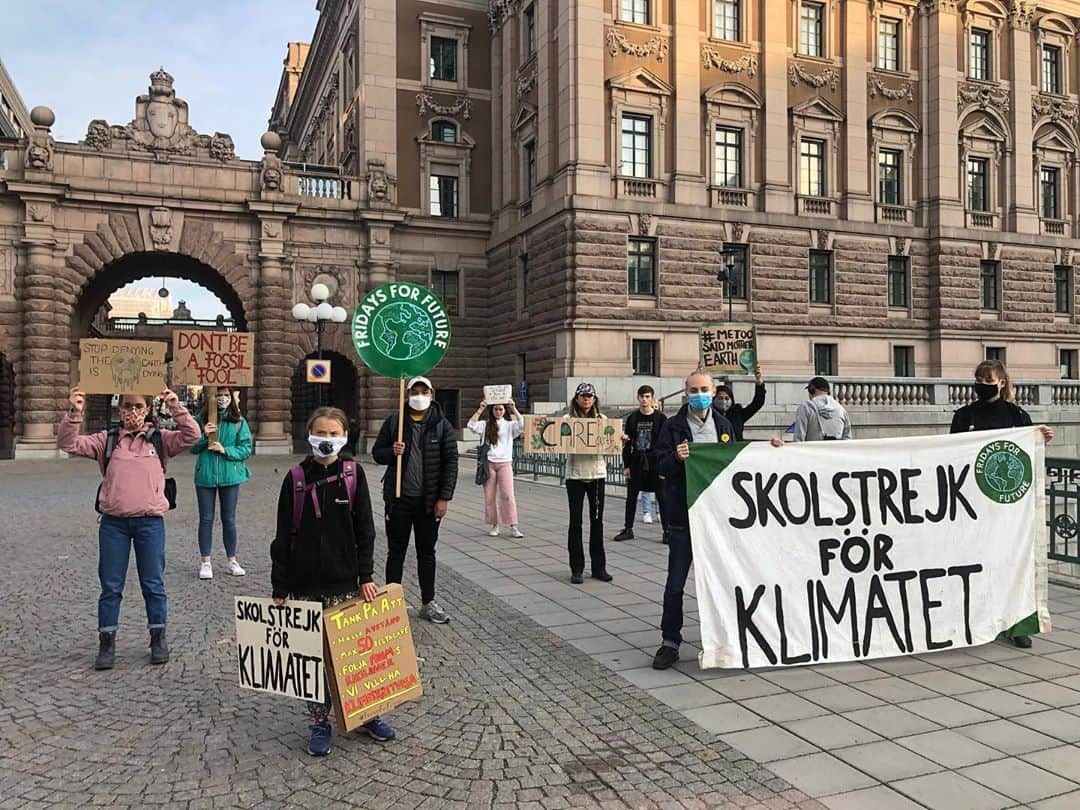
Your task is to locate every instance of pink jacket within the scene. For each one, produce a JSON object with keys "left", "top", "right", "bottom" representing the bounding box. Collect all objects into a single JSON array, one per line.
[{"left": 57, "top": 404, "right": 202, "bottom": 517}]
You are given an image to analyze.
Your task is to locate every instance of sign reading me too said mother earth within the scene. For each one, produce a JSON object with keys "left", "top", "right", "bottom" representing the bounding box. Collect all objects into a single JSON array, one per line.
[{"left": 351, "top": 282, "right": 450, "bottom": 378}]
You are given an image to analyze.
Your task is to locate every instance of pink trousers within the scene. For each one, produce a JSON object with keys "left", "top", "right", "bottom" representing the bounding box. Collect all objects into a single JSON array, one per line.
[{"left": 483, "top": 461, "right": 518, "bottom": 526}]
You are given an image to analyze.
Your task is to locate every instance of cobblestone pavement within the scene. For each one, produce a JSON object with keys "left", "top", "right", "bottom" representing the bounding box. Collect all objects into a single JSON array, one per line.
[{"left": 0, "top": 456, "right": 820, "bottom": 810}]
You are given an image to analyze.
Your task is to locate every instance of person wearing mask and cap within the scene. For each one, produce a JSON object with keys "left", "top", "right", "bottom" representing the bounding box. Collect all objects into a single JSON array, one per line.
[
  {"left": 714, "top": 365, "right": 766, "bottom": 441},
  {"left": 563, "top": 382, "right": 613, "bottom": 584},
  {"left": 372, "top": 376, "right": 459, "bottom": 624},
  {"left": 785, "top": 376, "right": 852, "bottom": 442}
]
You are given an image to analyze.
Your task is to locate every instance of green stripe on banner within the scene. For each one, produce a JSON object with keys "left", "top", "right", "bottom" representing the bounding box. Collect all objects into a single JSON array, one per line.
[{"left": 686, "top": 441, "right": 749, "bottom": 510}]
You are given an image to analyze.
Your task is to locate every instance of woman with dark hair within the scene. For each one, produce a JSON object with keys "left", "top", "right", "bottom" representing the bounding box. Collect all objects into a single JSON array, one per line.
[
  {"left": 563, "top": 383, "right": 612, "bottom": 584},
  {"left": 467, "top": 398, "right": 524, "bottom": 537},
  {"left": 950, "top": 359, "right": 1054, "bottom": 649},
  {"left": 190, "top": 387, "right": 252, "bottom": 580}
]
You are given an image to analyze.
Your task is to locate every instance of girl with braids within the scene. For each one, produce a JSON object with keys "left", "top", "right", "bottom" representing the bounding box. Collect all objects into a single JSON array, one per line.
[{"left": 467, "top": 398, "right": 525, "bottom": 537}]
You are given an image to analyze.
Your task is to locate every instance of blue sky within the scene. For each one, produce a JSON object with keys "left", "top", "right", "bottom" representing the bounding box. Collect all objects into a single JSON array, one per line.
[
  {"left": 113, "top": 279, "right": 227, "bottom": 321},
  {"left": 4, "top": 1, "right": 319, "bottom": 158}
]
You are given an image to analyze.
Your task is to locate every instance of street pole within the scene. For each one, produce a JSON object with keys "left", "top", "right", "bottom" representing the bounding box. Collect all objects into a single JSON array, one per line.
[{"left": 315, "top": 319, "right": 323, "bottom": 408}]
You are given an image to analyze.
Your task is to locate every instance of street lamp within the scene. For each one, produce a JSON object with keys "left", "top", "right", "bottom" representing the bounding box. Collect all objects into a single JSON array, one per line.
[
  {"left": 716, "top": 248, "right": 737, "bottom": 323},
  {"left": 292, "top": 284, "right": 348, "bottom": 406}
]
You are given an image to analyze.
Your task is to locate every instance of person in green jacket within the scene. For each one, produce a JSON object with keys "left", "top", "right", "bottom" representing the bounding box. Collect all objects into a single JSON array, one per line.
[{"left": 190, "top": 388, "right": 252, "bottom": 579}]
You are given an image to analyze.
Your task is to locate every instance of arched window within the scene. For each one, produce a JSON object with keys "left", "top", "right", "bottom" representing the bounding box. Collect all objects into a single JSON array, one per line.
[{"left": 432, "top": 120, "right": 457, "bottom": 143}]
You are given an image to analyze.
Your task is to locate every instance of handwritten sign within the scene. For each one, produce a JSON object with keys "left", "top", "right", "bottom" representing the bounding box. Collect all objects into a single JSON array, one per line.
[
  {"left": 235, "top": 597, "right": 324, "bottom": 702},
  {"left": 306, "top": 359, "right": 331, "bottom": 384},
  {"left": 483, "top": 384, "right": 513, "bottom": 404},
  {"left": 323, "top": 584, "right": 423, "bottom": 731},
  {"left": 700, "top": 323, "right": 756, "bottom": 374},
  {"left": 78, "top": 339, "right": 167, "bottom": 395},
  {"left": 524, "top": 415, "right": 622, "bottom": 455},
  {"left": 172, "top": 330, "right": 255, "bottom": 387}
]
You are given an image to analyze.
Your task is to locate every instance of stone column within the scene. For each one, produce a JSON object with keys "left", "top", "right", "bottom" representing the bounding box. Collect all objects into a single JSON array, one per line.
[
  {"left": 762, "top": 0, "right": 792, "bottom": 212},
  {"left": 1008, "top": 11, "right": 1037, "bottom": 233},
  {"left": 670, "top": 0, "right": 706, "bottom": 205},
  {"left": 252, "top": 210, "right": 293, "bottom": 454},
  {"left": 843, "top": 0, "right": 874, "bottom": 221},
  {"left": 359, "top": 216, "right": 403, "bottom": 439},
  {"left": 923, "top": 1, "right": 963, "bottom": 228},
  {"left": 559, "top": 0, "right": 609, "bottom": 196}
]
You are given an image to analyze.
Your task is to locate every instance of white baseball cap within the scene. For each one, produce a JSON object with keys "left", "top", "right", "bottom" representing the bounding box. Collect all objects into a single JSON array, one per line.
[{"left": 406, "top": 376, "right": 433, "bottom": 391}]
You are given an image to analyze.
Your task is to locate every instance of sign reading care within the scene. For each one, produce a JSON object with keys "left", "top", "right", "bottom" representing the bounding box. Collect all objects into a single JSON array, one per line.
[
  {"left": 351, "top": 282, "right": 450, "bottom": 378},
  {"left": 524, "top": 415, "right": 622, "bottom": 455},
  {"left": 686, "top": 428, "right": 1049, "bottom": 669}
]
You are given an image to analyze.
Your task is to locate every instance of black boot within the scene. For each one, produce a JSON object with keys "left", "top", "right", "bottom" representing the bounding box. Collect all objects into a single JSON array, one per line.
[
  {"left": 149, "top": 628, "right": 169, "bottom": 664},
  {"left": 95, "top": 631, "right": 116, "bottom": 671}
]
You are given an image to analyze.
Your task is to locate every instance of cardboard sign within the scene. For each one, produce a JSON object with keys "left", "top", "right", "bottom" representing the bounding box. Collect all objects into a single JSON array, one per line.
[
  {"left": 323, "top": 584, "right": 423, "bottom": 731},
  {"left": 78, "top": 339, "right": 167, "bottom": 395},
  {"left": 700, "top": 323, "right": 757, "bottom": 374},
  {"left": 172, "top": 330, "right": 255, "bottom": 387},
  {"left": 306, "top": 359, "right": 332, "bottom": 384},
  {"left": 483, "top": 384, "right": 513, "bottom": 404},
  {"left": 524, "top": 415, "right": 622, "bottom": 455},
  {"left": 235, "top": 597, "right": 324, "bottom": 702}
]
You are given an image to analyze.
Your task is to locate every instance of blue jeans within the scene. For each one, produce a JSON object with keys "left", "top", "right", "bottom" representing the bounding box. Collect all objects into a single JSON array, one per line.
[
  {"left": 661, "top": 529, "right": 693, "bottom": 646},
  {"left": 196, "top": 485, "right": 240, "bottom": 558},
  {"left": 98, "top": 515, "right": 167, "bottom": 632},
  {"left": 640, "top": 492, "right": 657, "bottom": 516}
]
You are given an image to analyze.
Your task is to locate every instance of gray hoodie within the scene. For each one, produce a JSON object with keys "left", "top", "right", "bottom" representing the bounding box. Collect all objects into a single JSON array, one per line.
[{"left": 791, "top": 394, "right": 852, "bottom": 442}]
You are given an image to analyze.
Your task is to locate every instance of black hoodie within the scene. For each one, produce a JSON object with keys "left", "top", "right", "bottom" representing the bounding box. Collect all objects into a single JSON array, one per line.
[{"left": 371, "top": 400, "right": 459, "bottom": 510}]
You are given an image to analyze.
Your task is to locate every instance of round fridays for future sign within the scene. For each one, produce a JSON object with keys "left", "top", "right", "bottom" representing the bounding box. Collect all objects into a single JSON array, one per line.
[{"left": 351, "top": 281, "right": 451, "bottom": 378}]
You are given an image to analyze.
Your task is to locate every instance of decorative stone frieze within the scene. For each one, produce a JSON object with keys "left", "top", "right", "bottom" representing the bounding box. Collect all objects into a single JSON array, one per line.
[
  {"left": 789, "top": 63, "right": 840, "bottom": 92},
  {"left": 958, "top": 82, "right": 1011, "bottom": 114},
  {"left": 702, "top": 48, "right": 758, "bottom": 79},
  {"left": 416, "top": 92, "right": 473, "bottom": 120},
  {"left": 606, "top": 30, "right": 669, "bottom": 62},
  {"left": 868, "top": 75, "right": 915, "bottom": 103}
]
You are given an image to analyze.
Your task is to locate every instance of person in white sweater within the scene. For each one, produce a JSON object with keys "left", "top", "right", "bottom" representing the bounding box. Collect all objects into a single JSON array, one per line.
[
  {"left": 563, "top": 383, "right": 612, "bottom": 585},
  {"left": 467, "top": 399, "right": 525, "bottom": 538}
]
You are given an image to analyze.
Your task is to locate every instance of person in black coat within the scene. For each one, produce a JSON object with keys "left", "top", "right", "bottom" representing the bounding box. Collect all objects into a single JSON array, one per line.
[
  {"left": 950, "top": 359, "right": 1054, "bottom": 649},
  {"left": 715, "top": 364, "right": 766, "bottom": 441},
  {"left": 614, "top": 385, "right": 668, "bottom": 543},
  {"left": 371, "top": 376, "right": 458, "bottom": 625}
]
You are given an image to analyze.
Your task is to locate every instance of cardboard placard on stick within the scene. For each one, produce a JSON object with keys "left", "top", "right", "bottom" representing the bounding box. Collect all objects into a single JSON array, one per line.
[
  {"left": 699, "top": 323, "right": 757, "bottom": 374},
  {"left": 172, "top": 330, "right": 255, "bottom": 387},
  {"left": 234, "top": 597, "right": 324, "bottom": 702},
  {"left": 78, "top": 339, "right": 167, "bottom": 395},
  {"left": 483, "top": 384, "right": 513, "bottom": 404},
  {"left": 324, "top": 584, "right": 423, "bottom": 731},
  {"left": 524, "top": 415, "right": 623, "bottom": 455}
]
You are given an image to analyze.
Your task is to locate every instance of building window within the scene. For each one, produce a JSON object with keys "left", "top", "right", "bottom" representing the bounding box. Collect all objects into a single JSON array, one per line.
[
  {"left": 878, "top": 18, "right": 900, "bottom": 71},
  {"left": 814, "top": 343, "right": 837, "bottom": 376},
  {"left": 523, "top": 4, "right": 536, "bottom": 57},
  {"left": 632, "top": 339, "right": 659, "bottom": 376},
  {"left": 714, "top": 127, "right": 743, "bottom": 188},
  {"left": 429, "top": 174, "right": 459, "bottom": 217},
  {"left": 980, "top": 260, "right": 999, "bottom": 310},
  {"left": 985, "top": 346, "right": 1005, "bottom": 362},
  {"left": 714, "top": 0, "right": 740, "bottom": 41},
  {"left": 1055, "top": 265, "right": 1072, "bottom": 314},
  {"left": 879, "top": 149, "right": 902, "bottom": 205},
  {"left": 620, "top": 114, "right": 652, "bottom": 178},
  {"left": 800, "top": 2, "right": 824, "bottom": 57},
  {"left": 800, "top": 138, "right": 825, "bottom": 197},
  {"left": 620, "top": 0, "right": 649, "bottom": 25},
  {"left": 430, "top": 37, "right": 458, "bottom": 82},
  {"left": 1061, "top": 349, "right": 1078, "bottom": 380},
  {"left": 888, "top": 256, "right": 909, "bottom": 308},
  {"left": 893, "top": 346, "right": 914, "bottom": 377},
  {"left": 524, "top": 140, "right": 536, "bottom": 196},
  {"left": 432, "top": 270, "right": 460, "bottom": 315},
  {"left": 967, "top": 157, "right": 989, "bottom": 212},
  {"left": 809, "top": 250, "right": 832, "bottom": 304},
  {"left": 969, "top": 28, "right": 990, "bottom": 80},
  {"left": 1043, "top": 45, "right": 1062, "bottom": 95},
  {"left": 722, "top": 244, "right": 748, "bottom": 300},
  {"left": 432, "top": 121, "right": 457, "bottom": 143},
  {"left": 1042, "top": 166, "right": 1060, "bottom": 220},
  {"left": 628, "top": 237, "right": 657, "bottom": 297}
]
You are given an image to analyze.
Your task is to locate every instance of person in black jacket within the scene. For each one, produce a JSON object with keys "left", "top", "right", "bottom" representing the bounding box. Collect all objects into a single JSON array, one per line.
[
  {"left": 715, "top": 364, "right": 766, "bottom": 441},
  {"left": 269, "top": 406, "right": 395, "bottom": 755},
  {"left": 614, "top": 385, "right": 668, "bottom": 543},
  {"left": 372, "top": 376, "right": 459, "bottom": 624},
  {"left": 650, "top": 371, "right": 736, "bottom": 670},
  {"left": 950, "top": 359, "right": 1054, "bottom": 649}
]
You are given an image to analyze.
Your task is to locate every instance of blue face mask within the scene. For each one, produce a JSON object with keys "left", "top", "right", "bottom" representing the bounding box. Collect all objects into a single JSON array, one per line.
[{"left": 688, "top": 393, "right": 713, "bottom": 412}]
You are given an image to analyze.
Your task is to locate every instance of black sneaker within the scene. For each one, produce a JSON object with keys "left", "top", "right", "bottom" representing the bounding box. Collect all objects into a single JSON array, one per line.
[
  {"left": 591, "top": 571, "right": 613, "bottom": 582},
  {"left": 613, "top": 529, "right": 634, "bottom": 542},
  {"left": 94, "top": 631, "right": 116, "bottom": 671},
  {"left": 1012, "top": 635, "right": 1033, "bottom": 649},
  {"left": 652, "top": 645, "right": 679, "bottom": 670},
  {"left": 570, "top": 572, "right": 584, "bottom": 584}
]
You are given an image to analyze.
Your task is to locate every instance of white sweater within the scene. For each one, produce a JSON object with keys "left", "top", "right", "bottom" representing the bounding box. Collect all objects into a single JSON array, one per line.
[{"left": 467, "top": 418, "right": 523, "bottom": 463}]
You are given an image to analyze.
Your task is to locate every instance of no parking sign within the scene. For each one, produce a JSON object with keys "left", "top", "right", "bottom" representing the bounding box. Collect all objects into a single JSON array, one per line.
[{"left": 306, "top": 359, "right": 331, "bottom": 384}]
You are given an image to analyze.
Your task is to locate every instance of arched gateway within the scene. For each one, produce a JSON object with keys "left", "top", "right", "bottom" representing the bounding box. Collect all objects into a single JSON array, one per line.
[{"left": 0, "top": 69, "right": 403, "bottom": 458}]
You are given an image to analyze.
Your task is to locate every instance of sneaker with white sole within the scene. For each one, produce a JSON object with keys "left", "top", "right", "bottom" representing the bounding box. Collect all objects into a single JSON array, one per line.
[
  {"left": 487, "top": 526, "right": 500, "bottom": 537},
  {"left": 228, "top": 560, "right": 246, "bottom": 576},
  {"left": 418, "top": 601, "right": 450, "bottom": 624},
  {"left": 199, "top": 562, "right": 213, "bottom": 580},
  {"left": 510, "top": 526, "right": 524, "bottom": 538},
  {"left": 643, "top": 513, "right": 654, "bottom": 524}
]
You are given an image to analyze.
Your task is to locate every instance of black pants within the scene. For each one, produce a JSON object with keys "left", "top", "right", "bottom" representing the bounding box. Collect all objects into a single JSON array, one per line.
[
  {"left": 566, "top": 479, "right": 606, "bottom": 575},
  {"left": 661, "top": 529, "right": 693, "bottom": 646},
  {"left": 385, "top": 496, "right": 439, "bottom": 604},
  {"left": 623, "top": 478, "right": 669, "bottom": 533}
]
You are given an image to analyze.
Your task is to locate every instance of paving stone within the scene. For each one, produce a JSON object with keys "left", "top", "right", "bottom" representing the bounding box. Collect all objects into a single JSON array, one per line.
[
  {"left": 719, "top": 726, "right": 820, "bottom": 763},
  {"left": 1031, "top": 790, "right": 1080, "bottom": 809},
  {"left": 898, "top": 695, "right": 996, "bottom": 727},
  {"left": 793, "top": 685, "right": 882, "bottom": 713},
  {"left": 741, "top": 694, "right": 830, "bottom": 724},
  {"left": 781, "top": 716, "right": 883, "bottom": 749},
  {"left": 686, "top": 703, "right": 771, "bottom": 735},
  {"left": 842, "top": 705, "right": 940, "bottom": 738},
  {"left": 1013, "top": 709, "right": 1080, "bottom": 743},
  {"left": 767, "top": 753, "right": 877, "bottom": 798},
  {"left": 1006, "top": 680, "right": 1080, "bottom": 708},
  {"left": 954, "top": 719, "right": 1064, "bottom": 755},
  {"left": 956, "top": 687, "right": 1049, "bottom": 717},
  {"left": 646, "top": 682, "right": 729, "bottom": 711},
  {"left": 895, "top": 729, "right": 1007, "bottom": 769},
  {"left": 851, "top": 676, "right": 939, "bottom": 704},
  {"left": 819, "top": 786, "right": 924, "bottom": 810},
  {"left": 1021, "top": 744, "right": 1080, "bottom": 776},
  {"left": 890, "top": 771, "right": 1013, "bottom": 810},
  {"left": 958, "top": 758, "right": 1078, "bottom": 804},
  {"left": 832, "top": 740, "right": 941, "bottom": 782}
]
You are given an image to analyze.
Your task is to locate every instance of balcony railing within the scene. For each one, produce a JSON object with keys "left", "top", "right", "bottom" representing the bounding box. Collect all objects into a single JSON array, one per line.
[
  {"left": 711, "top": 187, "right": 753, "bottom": 208},
  {"left": 1043, "top": 219, "right": 1067, "bottom": 236},
  {"left": 833, "top": 380, "right": 933, "bottom": 406},
  {"left": 105, "top": 316, "right": 237, "bottom": 335},
  {"left": 285, "top": 162, "right": 354, "bottom": 200},
  {"left": 799, "top": 196, "right": 836, "bottom": 216},
  {"left": 617, "top": 176, "right": 660, "bottom": 199},
  {"left": 877, "top": 204, "right": 912, "bottom": 224},
  {"left": 967, "top": 210, "right": 997, "bottom": 229}
]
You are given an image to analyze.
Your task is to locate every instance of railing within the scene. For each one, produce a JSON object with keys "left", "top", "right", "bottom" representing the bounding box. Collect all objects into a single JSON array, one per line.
[
  {"left": 833, "top": 380, "right": 932, "bottom": 406},
  {"left": 1048, "top": 458, "right": 1080, "bottom": 564},
  {"left": 1044, "top": 219, "right": 1067, "bottom": 236},
  {"left": 968, "top": 211, "right": 996, "bottom": 229},
  {"left": 878, "top": 204, "right": 911, "bottom": 223},
  {"left": 106, "top": 316, "right": 236, "bottom": 334},
  {"left": 1054, "top": 384, "right": 1080, "bottom": 406},
  {"left": 286, "top": 162, "right": 354, "bottom": 200},
  {"left": 620, "top": 177, "right": 659, "bottom": 198},
  {"left": 714, "top": 187, "right": 750, "bottom": 207},
  {"left": 511, "top": 439, "right": 626, "bottom": 489},
  {"left": 800, "top": 196, "right": 835, "bottom": 216}
]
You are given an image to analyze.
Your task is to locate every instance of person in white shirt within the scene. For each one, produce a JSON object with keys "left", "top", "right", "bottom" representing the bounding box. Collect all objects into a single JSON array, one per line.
[{"left": 467, "top": 398, "right": 525, "bottom": 538}]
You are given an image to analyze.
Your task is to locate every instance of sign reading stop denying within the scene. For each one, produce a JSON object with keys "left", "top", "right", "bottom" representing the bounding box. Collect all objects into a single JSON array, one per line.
[{"left": 172, "top": 330, "right": 255, "bottom": 387}]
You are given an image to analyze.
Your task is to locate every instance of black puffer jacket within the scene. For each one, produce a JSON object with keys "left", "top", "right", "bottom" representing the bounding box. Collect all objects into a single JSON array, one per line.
[{"left": 372, "top": 402, "right": 458, "bottom": 510}]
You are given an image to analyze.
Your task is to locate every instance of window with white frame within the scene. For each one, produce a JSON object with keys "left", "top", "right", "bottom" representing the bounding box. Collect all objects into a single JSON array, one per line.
[
  {"left": 714, "top": 127, "right": 742, "bottom": 188},
  {"left": 800, "top": 138, "right": 825, "bottom": 197},
  {"left": 893, "top": 345, "right": 914, "bottom": 377},
  {"left": 878, "top": 18, "right": 900, "bottom": 71},
  {"left": 1042, "top": 166, "right": 1061, "bottom": 220},
  {"left": 1043, "top": 45, "right": 1062, "bottom": 95},
  {"left": 420, "top": 14, "right": 471, "bottom": 92},
  {"left": 620, "top": 0, "right": 649, "bottom": 25},
  {"left": 620, "top": 113, "right": 652, "bottom": 178},
  {"left": 1055, "top": 265, "right": 1072, "bottom": 315},
  {"left": 430, "top": 37, "right": 458, "bottom": 82},
  {"left": 419, "top": 121, "right": 474, "bottom": 218},
  {"left": 1061, "top": 348, "right": 1078, "bottom": 379},
  {"left": 969, "top": 28, "right": 990, "bottom": 80},
  {"left": 627, "top": 237, "right": 657, "bottom": 297},
  {"left": 714, "top": 0, "right": 740, "bottom": 41},
  {"left": 432, "top": 120, "right": 457, "bottom": 143},
  {"left": 888, "top": 255, "right": 908, "bottom": 308},
  {"left": 980, "top": 260, "right": 1000, "bottom": 310},
  {"left": 429, "top": 174, "right": 459, "bottom": 217},
  {"left": 879, "top": 149, "right": 902, "bottom": 205},
  {"left": 809, "top": 250, "right": 832, "bottom": 304},
  {"left": 799, "top": 2, "right": 824, "bottom": 58},
  {"left": 814, "top": 343, "right": 837, "bottom": 375},
  {"left": 632, "top": 339, "right": 659, "bottom": 376},
  {"left": 967, "top": 156, "right": 989, "bottom": 212},
  {"left": 704, "top": 84, "right": 761, "bottom": 202}
]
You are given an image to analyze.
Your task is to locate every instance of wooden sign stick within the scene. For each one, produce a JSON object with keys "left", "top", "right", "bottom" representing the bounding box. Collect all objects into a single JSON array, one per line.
[
  {"left": 207, "top": 386, "right": 218, "bottom": 427},
  {"left": 394, "top": 377, "right": 405, "bottom": 498}
]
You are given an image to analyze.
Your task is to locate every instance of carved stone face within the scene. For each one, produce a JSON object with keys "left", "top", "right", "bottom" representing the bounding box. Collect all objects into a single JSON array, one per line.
[{"left": 146, "top": 100, "right": 178, "bottom": 138}]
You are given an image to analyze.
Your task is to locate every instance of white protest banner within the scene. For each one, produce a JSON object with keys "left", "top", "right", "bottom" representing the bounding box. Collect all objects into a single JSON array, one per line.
[
  {"left": 235, "top": 597, "right": 325, "bottom": 702},
  {"left": 686, "top": 428, "right": 1049, "bottom": 669},
  {"left": 483, "top": 384, "right": 513, "bottom": 404}
]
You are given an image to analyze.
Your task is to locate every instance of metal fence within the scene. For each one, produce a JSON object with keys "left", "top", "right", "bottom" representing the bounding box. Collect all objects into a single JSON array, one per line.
[
  {"left": 511, "top": 440, "right": 626, "bottom": 490},
  {"left": 1048, "top": 458, "right": 1080, "bottom": 564}
]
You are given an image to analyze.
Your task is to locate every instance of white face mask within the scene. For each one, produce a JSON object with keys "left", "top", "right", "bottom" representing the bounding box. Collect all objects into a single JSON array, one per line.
[
  {"left": 308, "top": 435, "right": 348, "bottom": 458},
  {"left": 409, "top": 394, "right": 432, "bottom": 412},
  {"left": 216, "top": 395, "right": 232, "bottom": 410}
]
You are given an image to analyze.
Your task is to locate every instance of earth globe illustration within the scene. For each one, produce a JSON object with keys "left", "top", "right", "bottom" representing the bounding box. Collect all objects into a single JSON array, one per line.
[
  {"left": 370, "top": 301, "right": 433, "bottom": 362},
  {"left": 983, "top": 450, "right": 1026, "bottom": 494}
]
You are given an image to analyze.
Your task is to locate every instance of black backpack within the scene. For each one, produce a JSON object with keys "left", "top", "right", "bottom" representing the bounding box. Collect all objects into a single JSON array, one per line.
[{"left": 95, "top": 426, "right": 177, "bottom": 513}]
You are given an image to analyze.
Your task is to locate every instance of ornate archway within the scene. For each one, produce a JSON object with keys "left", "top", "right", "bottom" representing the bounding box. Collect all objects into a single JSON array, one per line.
[{"left": 290, "top": 350, "right": 359, "bottom": 452}]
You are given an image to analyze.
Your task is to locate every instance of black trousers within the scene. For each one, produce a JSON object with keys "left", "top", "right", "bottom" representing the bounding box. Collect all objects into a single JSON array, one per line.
[
  {"left": 566, "top": 479, "right": 606, "bottom": 575},
  {"left": 385, "top": 496, "right": 439, "bottom": 604}
]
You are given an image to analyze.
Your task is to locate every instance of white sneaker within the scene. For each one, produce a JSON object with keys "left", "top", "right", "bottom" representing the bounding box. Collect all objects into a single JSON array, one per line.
[
  {"left": 199, "top": 562, "right": 213, "bottom": 580},
  {"left": 510, "top": 526, "right": 524, "bottom": 538},
  {"left": 487, "top": 526, "right": 500, "bottom": 537},
  {"left": 228, "top": 560, "right": 246, "bottom": 577},
  {"left": 643, "top": 513, "right": 654, "bottom": 524}
]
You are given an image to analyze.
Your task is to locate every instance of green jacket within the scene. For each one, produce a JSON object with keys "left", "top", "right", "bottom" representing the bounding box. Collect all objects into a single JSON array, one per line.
[{"left": 189, "top": 416, "right": 253, "bottom": 488}]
